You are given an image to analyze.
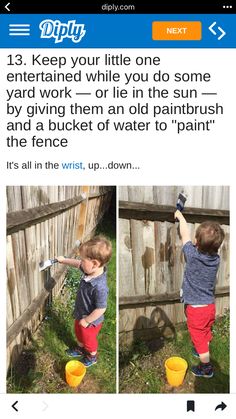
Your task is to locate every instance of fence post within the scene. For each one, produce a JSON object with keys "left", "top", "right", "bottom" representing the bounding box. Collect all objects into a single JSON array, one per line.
[{"left": 77, "top": 186, "right": 90, "bottom": 241}]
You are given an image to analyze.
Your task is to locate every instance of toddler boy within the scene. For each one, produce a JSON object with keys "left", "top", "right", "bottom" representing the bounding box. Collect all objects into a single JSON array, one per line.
[
  {"left": 57, "top": 235, "right": 112, "bottom": 367},
  {"left": 175, "top": 209, "right": 225, "bottom": 378}
]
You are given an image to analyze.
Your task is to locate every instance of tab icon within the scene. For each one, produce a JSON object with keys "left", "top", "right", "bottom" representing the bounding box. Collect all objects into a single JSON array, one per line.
[{"left": 9, "top": 24, "right": 30, "bottom": 36}]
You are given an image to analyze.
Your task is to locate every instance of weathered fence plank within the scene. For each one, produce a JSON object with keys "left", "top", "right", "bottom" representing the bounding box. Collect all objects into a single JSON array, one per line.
[
  {"left": 7, "top": 264, "right": 69, "bottom": 346},
  {"left": 7, "top": 194, "right": 86, "bottom": 235},
  {"left": 119, "top": 286, "right": 230, "bottom": 308},
  {"left": 77, "top": 186, "right": 90, "bottom": 240},
  {"left": 119, "top": 201, "right": 230, "bottom": 225},
  {"left": 119, "top": 219, "right": 134, "bottom": 296}
]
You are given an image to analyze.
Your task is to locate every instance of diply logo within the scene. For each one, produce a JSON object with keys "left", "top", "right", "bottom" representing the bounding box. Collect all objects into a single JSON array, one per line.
[{"left": 39, "top": 19, "right": 86, "bottom": 43}]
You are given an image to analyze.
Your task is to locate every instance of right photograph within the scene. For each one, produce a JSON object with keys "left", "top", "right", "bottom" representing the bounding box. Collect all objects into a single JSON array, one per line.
[{"left": 119, "top": 186, "right": 229, "bottom": 394}]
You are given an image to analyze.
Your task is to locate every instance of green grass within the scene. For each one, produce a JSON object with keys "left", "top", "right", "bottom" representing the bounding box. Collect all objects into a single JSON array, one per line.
[
  {"left": 7, "top": 215, "right": 116, "bottom": 394},
  {"left": 119, "top": 311, "right": 229, "bottom": 394}
]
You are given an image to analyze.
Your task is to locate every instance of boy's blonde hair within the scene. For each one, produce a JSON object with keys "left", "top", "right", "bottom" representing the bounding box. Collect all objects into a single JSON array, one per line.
[
  {"left": 195, "top": 221, "right": 225, "bottom": 255},
  {"left": 79, "top": 235, "right": 112, "bottom": 266}
]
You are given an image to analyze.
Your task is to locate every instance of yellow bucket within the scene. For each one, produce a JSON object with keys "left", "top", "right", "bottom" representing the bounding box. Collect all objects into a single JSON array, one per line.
[
  {"left": 65, "top": 360, "right": 86, "bottom": 387},
  {"left": 165, "top": 357, "right": 188, "bottom": 387}
]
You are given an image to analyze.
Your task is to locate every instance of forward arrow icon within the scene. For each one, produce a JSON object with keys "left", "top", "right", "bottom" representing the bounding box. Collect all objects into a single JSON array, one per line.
[{"left": 209, "top": 22, "right": 226, "bottom": 40}]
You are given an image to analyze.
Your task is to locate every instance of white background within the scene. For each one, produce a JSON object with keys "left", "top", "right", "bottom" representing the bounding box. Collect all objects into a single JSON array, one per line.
[
  {"left": 0, "top": 48, "right": 235, "bottom": 416},
  {"left": 1, "top": 49, "right": 235, "bottom": 184}
]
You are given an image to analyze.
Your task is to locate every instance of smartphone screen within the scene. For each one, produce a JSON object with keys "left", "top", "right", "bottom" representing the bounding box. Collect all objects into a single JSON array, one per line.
[{"left": 1, "top": 1, "right": 235, "bottom": 417}]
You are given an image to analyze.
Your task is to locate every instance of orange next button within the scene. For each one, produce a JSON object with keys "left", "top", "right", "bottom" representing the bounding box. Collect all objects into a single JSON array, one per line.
[{"left": 152, "top": 21, "right": 202, "bottom": 41}]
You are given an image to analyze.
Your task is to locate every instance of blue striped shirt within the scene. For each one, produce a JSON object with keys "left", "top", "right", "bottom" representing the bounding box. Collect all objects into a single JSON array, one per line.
[
  {"left": 74, "top": 268, "right": 108, "bottom": 325},
  {"left": 181, "top": 241, "right": 220, "bottom": 305}
]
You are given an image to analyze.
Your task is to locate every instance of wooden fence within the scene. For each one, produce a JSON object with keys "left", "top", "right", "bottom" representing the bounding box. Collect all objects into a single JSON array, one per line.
[
  {"left": 119, "top": 186, "right": 230, "bottom": 346},
  {"left": 7, "top": 186, "right": 113, "bottom": 366}
]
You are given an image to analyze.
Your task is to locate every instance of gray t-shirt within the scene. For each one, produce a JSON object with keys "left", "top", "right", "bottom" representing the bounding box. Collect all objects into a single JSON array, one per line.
[
  {"left": 74, "top": 268, "right": 108, "bottom": 325},
  {"left": 181, "top": 241, "right": 220, "bottom": 304}
]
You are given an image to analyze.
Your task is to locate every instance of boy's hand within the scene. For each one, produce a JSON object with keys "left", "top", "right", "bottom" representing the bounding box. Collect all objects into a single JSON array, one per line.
[
  {"left": 175, "top": 209, "right": 191, "bottom": 244},
  {"left": 79, "top": 318, "right": 90, "bottom": 328},
  {"left": 175, "top": 209, "right": 183, "bottom": 221},
  {"left": 56, "top": 257, "right": 81, "bottom": 268},
  {"left": 57, "top": 256, "right": 66, "bottom": 263}
]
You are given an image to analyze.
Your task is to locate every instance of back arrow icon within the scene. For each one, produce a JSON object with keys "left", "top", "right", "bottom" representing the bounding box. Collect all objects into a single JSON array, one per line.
[
  {"left": 5, "top": 2, "right": 11, "bottom": 12},
  {"left": 12, "top": 401, "right": 18, "bottom": 412},
  {"left": 215, "top": 402, "right": 227, "bottom": 411}
]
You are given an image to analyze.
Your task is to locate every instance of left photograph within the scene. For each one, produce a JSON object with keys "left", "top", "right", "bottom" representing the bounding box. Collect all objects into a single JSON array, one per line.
[{"left": 6, "top": 186, "right": 116, "bottom": 393}]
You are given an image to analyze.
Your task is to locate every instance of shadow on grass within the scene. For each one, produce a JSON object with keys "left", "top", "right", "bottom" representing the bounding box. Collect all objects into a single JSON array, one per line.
[
  {"left": 7, "top": 345, "right": 38, "bottom": 392},
  {"left": 52, "top": 358, "right": 67, "bottom": 383},
  {"left": 120, "top": 307, "right": 176, "bottom": 368}
]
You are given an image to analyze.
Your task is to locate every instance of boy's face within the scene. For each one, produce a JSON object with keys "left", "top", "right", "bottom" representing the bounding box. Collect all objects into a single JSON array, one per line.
[{"left": 80, "top": 251, "right": 101, "bottom": 275}]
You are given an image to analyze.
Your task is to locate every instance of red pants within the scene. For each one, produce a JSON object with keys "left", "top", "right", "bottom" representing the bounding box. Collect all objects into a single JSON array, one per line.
[
  {"left": 75, "top": 320, "right": 103, "bottom": 353},
  {"left": 186, "top": 304, "right": 215, "bottom": 354}
]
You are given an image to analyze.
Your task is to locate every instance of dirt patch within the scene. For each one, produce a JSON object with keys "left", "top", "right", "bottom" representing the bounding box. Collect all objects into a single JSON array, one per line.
[
  {"left": 78, "top": 377, "right": 102, "bottom": 393},
  {"left": 120, "top": 340, "right": 195, "bottom": 393},
  {"left": 35, "top": 351, "right": 102, "bottom": 393}
]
